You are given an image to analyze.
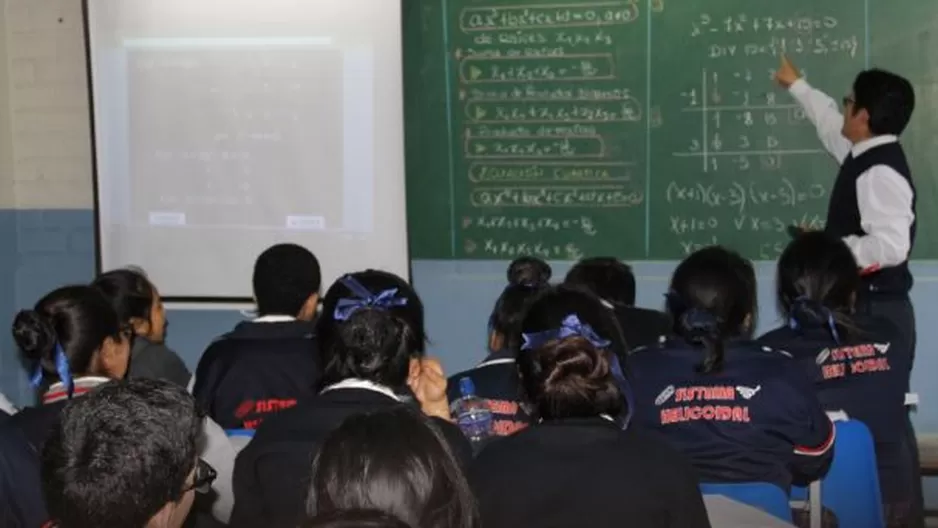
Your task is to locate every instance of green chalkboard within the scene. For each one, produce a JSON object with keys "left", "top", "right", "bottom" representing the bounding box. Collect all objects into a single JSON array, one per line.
[{"left": 404, "top": 0, "right": 938, "bottom": 260}]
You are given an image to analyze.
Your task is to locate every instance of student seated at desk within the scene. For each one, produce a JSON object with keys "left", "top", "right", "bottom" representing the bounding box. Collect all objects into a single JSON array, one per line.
[
  {"left": 230, "top": 270, "right": 470, "bottom": 528},
  {"left": 564, "top": 256, "right": 671, "bottom": 350},
  {"left": 193, "top": 243, "right": 321, "bottom": 430},
  {"left": 446, "top": 256, "right": 551, "bottom": 436},
  {"left": 629, "top": 246, "right": 835, "bottom": 493},
  {"left": 759, "top": 232, "right": 916, "bottom": 527},
  {"left": 469, "top": 285, "right": 710, "bottom": 528}
]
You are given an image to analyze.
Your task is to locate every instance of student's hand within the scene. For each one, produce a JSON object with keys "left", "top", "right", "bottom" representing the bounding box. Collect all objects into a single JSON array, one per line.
[
  {"left": 775, "top": 54, "right": 801, "bottom": 88},
  {"left": 408, "top": 357, "right": 451, "bottom": 421}
]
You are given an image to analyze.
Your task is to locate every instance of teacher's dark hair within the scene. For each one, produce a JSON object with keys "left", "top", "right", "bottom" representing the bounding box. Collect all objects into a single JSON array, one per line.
[
  {"left": 307, "top": 407, "right": 478, "bottom": 528},
  {"left": 667, "top": 246, "right": 756, "bottom": 374},
  {"left": 852, "top": 68, "right": 915, "bottom": 136},
  {"left": 515, "top": 286, "right": 625, "bottom": 421},
  {"left": 777, "top": 231, "right": 860, "bottom": 341}
]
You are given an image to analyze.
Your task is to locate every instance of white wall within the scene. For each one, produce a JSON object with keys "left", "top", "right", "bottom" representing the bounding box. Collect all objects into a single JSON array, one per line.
[{"left": 3, "top": 0, "right": 94, "bottom": 210}]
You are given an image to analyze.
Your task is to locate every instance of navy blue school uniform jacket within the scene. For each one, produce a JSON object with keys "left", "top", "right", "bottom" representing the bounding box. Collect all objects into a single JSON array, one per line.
[
  {"left": 446, "top": 350, "right": 534, "bottom": 437},
  {"left": 759, "top": 314, "right": 912, "bottom": 503},
  {"left": 0, "top": 425, "right": 46, "bottom": 527},
  {"left": 469, "top": 416, "right": 711, "bottom": 528},
  {"left": 229, "top": 384, "right": 473, "bottom": 528},
  {"left": 612, "top": 304, "right": 671, "bottom": 351},
  {"left": 629, "top": 338, "right": 835, "bottom": 491},
  {"left": 193, "top": 317, "right": 320, "bottom": 430}
]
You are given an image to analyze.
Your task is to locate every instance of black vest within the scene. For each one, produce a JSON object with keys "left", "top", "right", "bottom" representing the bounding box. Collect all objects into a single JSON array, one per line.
[{"left": 824, "top": 142, "right": 916, "bottom": 296}]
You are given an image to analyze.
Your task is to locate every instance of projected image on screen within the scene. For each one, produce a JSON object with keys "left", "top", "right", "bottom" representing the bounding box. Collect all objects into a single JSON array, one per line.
[
  {"left": 129, "top": 47, "right": 346, "bottom": 231},
  {"left": 88, "top": 0, "right": 407, "bottom": 300}
]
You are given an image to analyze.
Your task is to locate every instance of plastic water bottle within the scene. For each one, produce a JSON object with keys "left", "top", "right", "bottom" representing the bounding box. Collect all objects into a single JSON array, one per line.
[{"left": 451, "top": 377, "right": 494, "bottom": 446}]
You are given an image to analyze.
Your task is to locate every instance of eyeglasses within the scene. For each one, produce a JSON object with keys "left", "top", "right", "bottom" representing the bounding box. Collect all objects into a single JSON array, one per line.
[
  {"left": 842, "top": 95, "right": 855, "bottom": 107},
  {"left": 183, "top": 458, "right": 217, "bottom": 495}
]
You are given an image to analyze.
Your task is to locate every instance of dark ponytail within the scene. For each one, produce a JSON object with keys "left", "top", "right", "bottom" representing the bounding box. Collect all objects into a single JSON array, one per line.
[
  {"left": 667, "top": 247, "right": 756, "bottom": 375},
  {"left": 777, "top": 232, "right": 860, "bottom": 343},
  {"left": 488, "top": 260, "right": 552, "bottom": 352}
]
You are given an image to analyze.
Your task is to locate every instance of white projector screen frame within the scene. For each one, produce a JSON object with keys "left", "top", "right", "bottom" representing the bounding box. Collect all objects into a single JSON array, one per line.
[{"left": 83, "top": 0, "right": 410, "bottom": 302}]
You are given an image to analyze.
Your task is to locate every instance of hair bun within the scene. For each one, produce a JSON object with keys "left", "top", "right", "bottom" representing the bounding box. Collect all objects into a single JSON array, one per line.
[
  {"left": 507, "top": 257, "right": 552, "bottom": 288},
  {"left": 12, "top": 309, "right": 56, "bottom": 362},
  {"left": 539, "top": 338, "right": 610, "bottom": 399}
]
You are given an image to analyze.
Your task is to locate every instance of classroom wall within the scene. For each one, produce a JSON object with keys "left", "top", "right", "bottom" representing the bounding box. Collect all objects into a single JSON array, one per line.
[{"left": 2, "top": 0, "right": 938, "bottom": 499}]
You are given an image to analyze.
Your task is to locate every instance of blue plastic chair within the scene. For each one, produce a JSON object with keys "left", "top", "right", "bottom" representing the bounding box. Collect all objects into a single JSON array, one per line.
[
  {"left": 792, "top": 419, "right": 885, "bottom": 528},
  {"left": 700, "top": 482, "right": 794, "bottom": 523}
]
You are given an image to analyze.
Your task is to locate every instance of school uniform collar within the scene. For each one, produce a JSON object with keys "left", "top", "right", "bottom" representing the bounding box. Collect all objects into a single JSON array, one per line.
[
  {"left": 320, "top": 378, "right": 401, "bottom": 401},
  {"left": 477, "top": 349, "right": 516, "bottom": 368},
  {"left": 43, "top": 376, "right": 111, "bottom": 404},
  {"left": 851, "top": 134, "right": 898, "bottom": 157},
  {"left": 253, "top": 315, "right": 296, "bottom": 323}
]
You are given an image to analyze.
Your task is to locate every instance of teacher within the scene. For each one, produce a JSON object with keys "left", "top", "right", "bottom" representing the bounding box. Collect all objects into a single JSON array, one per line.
[
  {"left": 775, "top": 55, "right": 916, "bottom": 351},
  {"left": 776, "top": 55, "right": 922, "bottom": 527}
]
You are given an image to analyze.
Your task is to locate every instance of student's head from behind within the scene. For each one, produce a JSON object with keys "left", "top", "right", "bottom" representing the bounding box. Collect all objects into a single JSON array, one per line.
[
  {"left": 41, "top": 378, "right": 204, "bottom": 528},
  {"left": 12, "top": 285, "right": 131, "bottom": 388},
  {"left": 304, "top": 510, "right": 413, "bottom": 528},
  {"left": 506, "top": 256, "right": 551, "bottom": 286},
  {"left": 564, "top": 257, "right": 637, "bottom": 307},
  {"left": 666, "top": 246, "right": 756, "bottom": 374},
  {"left": 488, "top": 261, "right": 552, "bottom": 353},
  {"left": 318, "top": 271, "right": 425, "bottom": 389},
  {"left": 307, "top": 407, "right": 478, "bottom": 528},
  {"left": 777, "top": 231, "right": 859, "bottom": 337},
  {"left": 253, "top": 243, "right": 322, "bottom": 320},
  {"left": 843, "top": 68, "right": 915, "bottom": 142},
  {"left": 93, "top": 267, "right": 167, "bottom": 343},
  {"left": 514, "top": 285, "right": 625, "bottom": 421}
]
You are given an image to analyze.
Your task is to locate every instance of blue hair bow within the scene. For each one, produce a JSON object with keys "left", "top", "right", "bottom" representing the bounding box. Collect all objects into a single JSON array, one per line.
[
  {"left": 333, "top": 276, "right": 408, "bottom": 321},
  {"left": 29, "top": 343, "right": 72, "bottom": 394},
  {"left": 789, "top": 296, "right": 841, "bottom": 343},
  {"left": 520, "top": 314, "right": 611, "bottom": 351}
]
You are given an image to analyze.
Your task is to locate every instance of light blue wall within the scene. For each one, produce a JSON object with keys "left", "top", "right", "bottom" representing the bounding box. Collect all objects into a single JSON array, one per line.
[{"left": 3, "top": 209, "right": 938, "bottom": 498}]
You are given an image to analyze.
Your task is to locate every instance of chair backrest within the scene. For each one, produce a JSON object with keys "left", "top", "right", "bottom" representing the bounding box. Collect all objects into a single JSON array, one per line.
[
  {"left": 225, "top": 428, "right": 255, "bottom": 452},
  {"left": 816, "top": 419, "right": 885, "bottom": 528},
  {"left": 792, "top": 419, "right": 885, "bottom": 528},
  {"left": 700, "top": 482, "right": 793, "bottom": 523}
]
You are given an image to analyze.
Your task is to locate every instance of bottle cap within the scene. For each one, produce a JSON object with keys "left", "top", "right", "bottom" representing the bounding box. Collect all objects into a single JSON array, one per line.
[{"left": 459, "top": 377, "right": 475, "bottom": 397}]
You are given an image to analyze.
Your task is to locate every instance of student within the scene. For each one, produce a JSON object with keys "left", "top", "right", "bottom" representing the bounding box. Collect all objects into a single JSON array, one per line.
[
  {"left": 629, "top": 246, "right": 835, "bottom": 493},
  {"left": 93, "top": 267, "right": 191, "bottom": 387},
  {"left": 41, "top": 379, "right": 212, "bottom": 528},
  {"left": 0, "top": 425, "right": 45, "bottom": 527},
  {"left": 469, "top": 285, "right": 710, "bottom": 528},
  {"left": 564, "top": 257, "right": 671, "bottom": 350},
  {"left": 7, "top": 285, "right": 236, "bottom": 525},
  {"left": 193, "top": 243, "right": 322, "bottom": 430},
  {"left": 304, "top": 510, "right": 412, "bottom": 528},
  {"left": 306, "top": 407, "right": 478, "bottom": 528},
  {"left": 230, "top": 270, "right": 471, "bottom": 528},
  {"left": 446, "top": 257, "right": 551, "bottom": 436},
  {"left": 10, "top": 285, "right": 132, "bottom": 448},
  {"left": 760, "top": 232, "right": 915, "bottom": 527}
]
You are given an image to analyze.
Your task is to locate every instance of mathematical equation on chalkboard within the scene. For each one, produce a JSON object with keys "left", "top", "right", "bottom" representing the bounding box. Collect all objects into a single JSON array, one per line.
[{"left": 442, "top": 1, "right": 863, "bottom": 259}]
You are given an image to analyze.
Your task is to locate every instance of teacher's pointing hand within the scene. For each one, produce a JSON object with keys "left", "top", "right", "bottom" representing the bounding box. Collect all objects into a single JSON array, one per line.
[{"left": 774, "top": 54, "right": 802, "bottom": 88}]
